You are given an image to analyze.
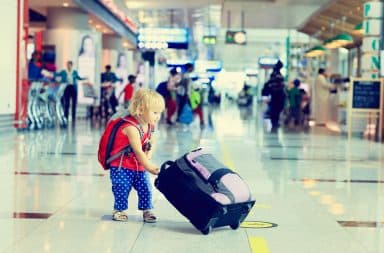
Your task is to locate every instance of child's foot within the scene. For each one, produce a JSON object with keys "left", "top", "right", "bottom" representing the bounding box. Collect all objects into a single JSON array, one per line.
[
  {"left": 112, "top": 210, "right": 128, "bottom": 222},
  {"left": 143, "top": 210, "right": 157, "bottom": 223}
]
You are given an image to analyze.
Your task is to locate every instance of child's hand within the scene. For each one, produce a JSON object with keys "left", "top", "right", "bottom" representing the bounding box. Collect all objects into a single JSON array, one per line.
[{"left": 147, "top": 165, "right": 160, "bottom": 175}]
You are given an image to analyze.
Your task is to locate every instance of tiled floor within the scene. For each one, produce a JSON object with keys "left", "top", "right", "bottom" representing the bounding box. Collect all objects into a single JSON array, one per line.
[{"left": 0, "top": 102, "right": 383, "bottom": 253}]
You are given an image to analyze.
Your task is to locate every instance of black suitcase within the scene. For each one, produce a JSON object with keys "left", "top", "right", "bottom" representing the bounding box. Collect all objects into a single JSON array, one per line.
[{"left": 154, "top": 149, "right": 255, "bottom": 235}]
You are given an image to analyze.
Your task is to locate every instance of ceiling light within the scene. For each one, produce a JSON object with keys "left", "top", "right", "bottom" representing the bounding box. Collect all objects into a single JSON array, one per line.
[
  {"left": 324, "top": 37, "right": 339, "bottom": 49},
  {"left": 63, "top": 2, "right": 69, "bottom": 7},
  {"left": 352, "top": 22, "right": 363, "bottom": 35},
  {"left": 305, "top": 45, "right": 326, "bottom": 57},
  {"left": 332, "top": 33, "right": 354, "bottom": 47}
]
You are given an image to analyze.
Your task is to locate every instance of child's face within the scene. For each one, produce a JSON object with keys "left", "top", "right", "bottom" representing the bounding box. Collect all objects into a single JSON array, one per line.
[{"left": 142, "top": 108, "right": 162, "bottom": 125}]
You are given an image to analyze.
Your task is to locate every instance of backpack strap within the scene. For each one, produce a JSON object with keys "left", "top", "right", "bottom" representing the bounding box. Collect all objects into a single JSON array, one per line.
[
  {"left": 124, "top": 117, "right": 153, "bottom": 144},
  {"left": 124, "top": 118, "right": 145, "bottom": 140},
  {"left": 106, "top": 117, "right": 152, "bottom": 166},
  {"left": 106, "top": 145, "right": 132, "bottom": 165}
]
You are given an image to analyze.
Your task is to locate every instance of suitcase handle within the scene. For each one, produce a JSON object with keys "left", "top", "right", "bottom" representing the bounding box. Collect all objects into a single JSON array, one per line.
[{"left": 160, "top": 160, "right": 174, "bottom": 173}]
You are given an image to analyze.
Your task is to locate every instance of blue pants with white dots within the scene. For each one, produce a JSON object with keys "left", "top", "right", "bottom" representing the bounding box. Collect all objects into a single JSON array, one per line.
[{"left": 110, "top": 167, "right": 153, "bottom": 211}]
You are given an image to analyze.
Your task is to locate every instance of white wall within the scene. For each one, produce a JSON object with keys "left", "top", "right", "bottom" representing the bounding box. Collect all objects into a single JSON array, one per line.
[
  {"left": 216, "top": 29, "right": 291, "bottom": 72},
  {"left": 0, "top": 0, "right": 17, "bottom": 115},
  {"left": 43, "top": 29, "right": 102, "bottom": 106}
]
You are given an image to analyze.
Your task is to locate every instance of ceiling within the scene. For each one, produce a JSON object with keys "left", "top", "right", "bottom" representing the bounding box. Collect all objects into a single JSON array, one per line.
[
  {"left": 32, "top": 0, "right": 369, "bottom": 51},
  {"left": 122, "top": 0, "right": 330, "bottom": 29},
  {"left": 298, "top": 0, "right": 370, "bottom": 46},
  {"left": 29, "top": 0, "right": 331, "bottom": 30}
]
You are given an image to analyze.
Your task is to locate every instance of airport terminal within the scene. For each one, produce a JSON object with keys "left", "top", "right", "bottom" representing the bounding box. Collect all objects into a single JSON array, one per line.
[{"left": 0, "top": 0, "right": 383, "bottom": 252}]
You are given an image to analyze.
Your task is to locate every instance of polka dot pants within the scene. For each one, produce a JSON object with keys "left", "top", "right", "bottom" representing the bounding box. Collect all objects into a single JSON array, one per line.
[{"left": 110, "top": 167, "right": 153, "bottom": 211}]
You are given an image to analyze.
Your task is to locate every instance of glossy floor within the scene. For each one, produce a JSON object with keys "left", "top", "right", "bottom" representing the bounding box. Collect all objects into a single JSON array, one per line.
[{"left": 0, "top": 103, "right": 383, "bottom": 253}]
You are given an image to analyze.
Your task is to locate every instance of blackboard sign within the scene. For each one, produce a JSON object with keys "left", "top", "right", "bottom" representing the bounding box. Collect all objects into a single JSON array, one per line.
[{"left": 352, "top": 80, "right": 381, "bottom": 109}]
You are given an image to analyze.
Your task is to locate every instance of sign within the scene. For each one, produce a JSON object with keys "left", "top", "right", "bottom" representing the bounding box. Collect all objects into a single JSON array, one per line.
[
  {"left": 364, "top": 1, "right": 383, "bottom": 18},
  {"left": 381, "top": 50, "right": 384, "bottom": 77},
  {"left": 363, "top": 19, "right": 382, "bottom": 36},
  {"left": 351, "top": 80, "right": 381, "bottom": 109},
  {"left": 348, "top": 78, "right": 384, "bottom": 140},
  {"left": 138, "top": 28, "right": 189, "bottom": 49},
  {"left": 203, "top": 35, "right": 217, "bottom": 45},
  {"left": 240, "top": 221, "right": 278, "bottom": 229},
  {"left": 77, "top": 33, "right": 99, "bottom": 105},
  {"left": 258, "top": 56, "right": 279, "bottom": 69},
  {"left": 361, "top": 54, "right": 380, "bottom": 79},
  {"left": 226, "top": 31, "right": 247, "bottom": 45},
  {"left": 362, "top": 37, "right": 380, "bottom": 52},
  {"left": 195, "top": 60, "right": 222, "bottom": 72}
]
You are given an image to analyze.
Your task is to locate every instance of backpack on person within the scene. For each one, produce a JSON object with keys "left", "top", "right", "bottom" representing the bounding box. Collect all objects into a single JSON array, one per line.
[{"left": 97, "top": 115, "right": 151, "bottom": 170}]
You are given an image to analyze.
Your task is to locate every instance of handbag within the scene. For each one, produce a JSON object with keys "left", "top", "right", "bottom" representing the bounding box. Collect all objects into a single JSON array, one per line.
[
  {"left": 82, "top": 82, "right": 97, "bottom": 98},
  {"left": 178, "top": 103, "right": 194, "bottom": 125}
]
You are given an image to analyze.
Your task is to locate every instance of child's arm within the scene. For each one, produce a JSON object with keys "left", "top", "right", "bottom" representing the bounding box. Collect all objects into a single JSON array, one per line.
[
  {"left": 123, "top": 126, "right": 159, "bottom": 175},
  {"left": 146, "top": 133, "right": 156, "bottom": 160}
]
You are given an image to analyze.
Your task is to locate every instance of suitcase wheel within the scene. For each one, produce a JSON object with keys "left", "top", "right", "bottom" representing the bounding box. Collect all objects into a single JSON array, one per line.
[
  {"left": 230, "top": 221, "right": 240, "bottom": 230},
  {"left": 201, "top": 226, "right": 212, "bottom": 235}
]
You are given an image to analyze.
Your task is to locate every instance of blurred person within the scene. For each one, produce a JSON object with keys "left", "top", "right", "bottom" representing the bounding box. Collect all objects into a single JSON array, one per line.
[
  {"left": 313, "top": 68, "right": 336, "bottom": 126},
  {"left": 55, "top": 60, "right": 86, "bottom": 121},
  {"left": 28, "top": 51, "right": 43, "bottom": 81},
  {"left": 176, "top": 63, "right": 194, "bottom": 121},
  {"left": 101, "top": 65, "right": 122, "bottom": 117},
  {"left": 156, "top": 68, "right": 181, "bottom": 125},
  {"left": 119, "top": 75, "right": 136, "bottom": 109},
  {"left": 284, "top": 79, "right": 302, "bottom": 128},
  {"left": 189, "top": 83, "right": 205, "bottom": 127},
  {"left": 261, "top": 60, "right": 286, "bottom": 132}
]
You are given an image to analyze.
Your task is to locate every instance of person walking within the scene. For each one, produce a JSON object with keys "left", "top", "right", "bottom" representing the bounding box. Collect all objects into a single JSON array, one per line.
[
  {"left": 55, "top": 60, "right": 86, "bottom": 121},
  {"left": 262, "top": 60, "right": 286, "bottom": 132}
]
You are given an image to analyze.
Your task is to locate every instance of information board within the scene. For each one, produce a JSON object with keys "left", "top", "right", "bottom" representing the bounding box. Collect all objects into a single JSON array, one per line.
[
  {"left": 348, "top": 78, "right": 383, "bottom": 141},
  {"left": 352, "top": 80, "right": 381, "bottom": 110}
]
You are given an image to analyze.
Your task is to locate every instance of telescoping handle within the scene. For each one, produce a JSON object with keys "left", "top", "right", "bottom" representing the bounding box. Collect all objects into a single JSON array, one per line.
[{"left": 160, "top": 160, "right": 174, "bottom": 173}]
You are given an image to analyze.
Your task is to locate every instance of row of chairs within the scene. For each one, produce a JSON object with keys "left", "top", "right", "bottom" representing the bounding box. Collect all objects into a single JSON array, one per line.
[{"left": 27, "top": 81, "right": 68, "bottom": 130}]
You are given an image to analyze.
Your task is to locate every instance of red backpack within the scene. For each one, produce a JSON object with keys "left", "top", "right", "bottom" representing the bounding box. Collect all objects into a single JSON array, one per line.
[{"left": 97, "top": 115, "right": 151, "bottom": 170}]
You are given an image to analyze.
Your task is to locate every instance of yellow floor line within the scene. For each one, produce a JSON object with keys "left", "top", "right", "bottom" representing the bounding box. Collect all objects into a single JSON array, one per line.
[
  {"left": 220, "top": 139, "right": 270, "bottom": 253},
  {"left": 220, "top": 140, "right": 236, "bottom": 171},
  {"left": 248, "top": 237, "right": 270, "bottom": 253}
]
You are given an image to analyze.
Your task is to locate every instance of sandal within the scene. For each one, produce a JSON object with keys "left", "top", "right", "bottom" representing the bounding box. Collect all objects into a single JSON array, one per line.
[
  {"left": 143, "top": 210, "right": 157, "bottom": 223},
  {"left": 112, "top": 211, "right": 128, "bottom": 222}
]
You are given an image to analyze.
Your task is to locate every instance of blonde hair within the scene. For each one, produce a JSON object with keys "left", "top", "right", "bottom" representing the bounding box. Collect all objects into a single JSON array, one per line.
[{"left": 128, "top": 88, "right": 165, "bottom": 116}]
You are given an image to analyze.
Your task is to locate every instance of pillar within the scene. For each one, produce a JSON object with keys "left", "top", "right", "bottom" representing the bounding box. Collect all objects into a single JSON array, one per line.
[
  {"left": 43, "top": 7, "right": 102, "bottom": 108},
  {"left": 0, "top": 0, "right": 21, "bottom": 123},
  {"left": 102, "top": 34, "right": 135, "bottom": 103},
  {"left": 362, "top": 1, "right": 383, "bottom": 79}
]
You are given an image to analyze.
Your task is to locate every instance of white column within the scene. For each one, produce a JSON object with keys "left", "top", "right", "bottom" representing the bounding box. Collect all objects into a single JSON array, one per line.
[
  {"left": 43, "top": 7, "right": 102, "bottom": 108},
  {"left": 361, "top": 1, "right": 383, "bottom": 79},
  {"left": 0, "top": 0, "right": 18, "bottom": 115},
  {"left": 102, "top": 34, "right": 134, "bottom": 103}
]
